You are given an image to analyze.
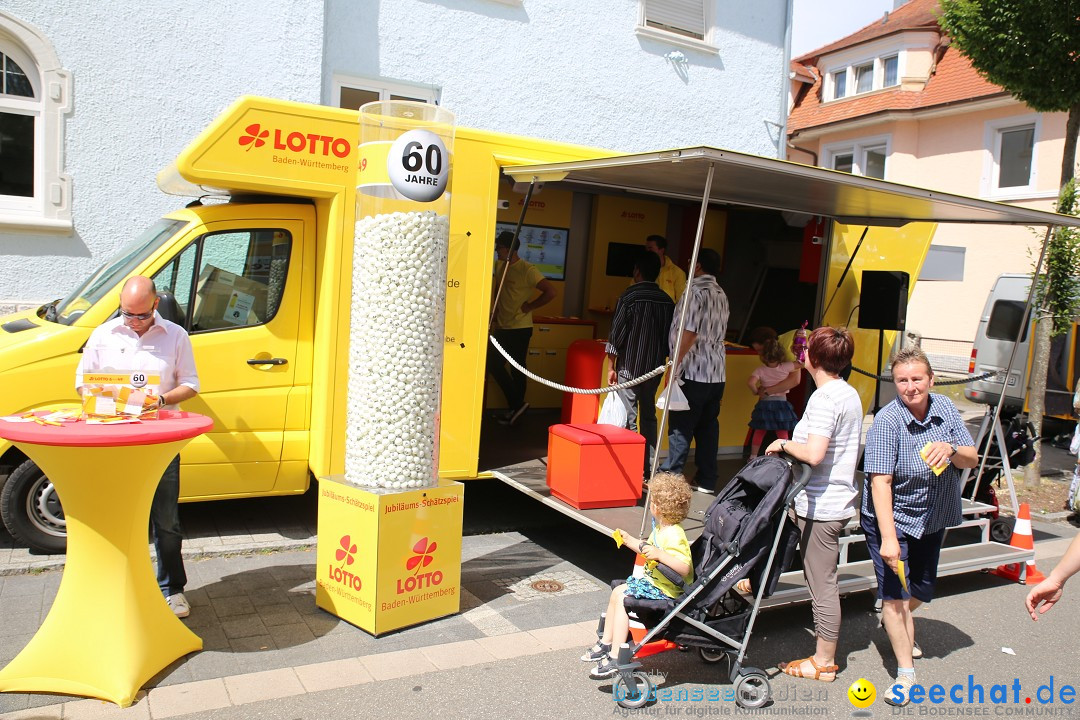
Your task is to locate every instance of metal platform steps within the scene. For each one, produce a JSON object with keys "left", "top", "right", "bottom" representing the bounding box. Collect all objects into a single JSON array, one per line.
[{"left": 488, "top": 456, "right": 1035, "bottom": 608}]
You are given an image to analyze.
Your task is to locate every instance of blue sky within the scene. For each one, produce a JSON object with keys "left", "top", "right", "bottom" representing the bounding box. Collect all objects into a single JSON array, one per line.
[{"left": 792, "top": 0, "right": 896, "bottom": 57}]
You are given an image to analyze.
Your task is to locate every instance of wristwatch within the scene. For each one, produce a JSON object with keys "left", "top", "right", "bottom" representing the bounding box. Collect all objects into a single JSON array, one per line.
[
  {"left": 780, "top": 440, "right": 788, "bottom": 454},
  {"left": 158, "top": 394, "right": 167, "bottom": 408},
  {"left": 948, "top": 442, "right": 958, "bottom": 457}
]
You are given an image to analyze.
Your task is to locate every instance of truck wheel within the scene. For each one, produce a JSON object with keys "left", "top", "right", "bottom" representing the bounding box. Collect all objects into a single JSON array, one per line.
[{"left": 0, "top": 459, "right": 68, "bottom": 554}]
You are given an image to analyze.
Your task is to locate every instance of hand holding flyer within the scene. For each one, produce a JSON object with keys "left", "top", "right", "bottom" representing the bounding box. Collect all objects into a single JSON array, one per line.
[{"left": 920, "top": 441, "right": 947, "bottom": 476}]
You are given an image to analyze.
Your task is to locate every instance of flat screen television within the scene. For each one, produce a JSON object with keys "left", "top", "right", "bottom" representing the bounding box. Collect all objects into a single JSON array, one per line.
[
  {"left": 494, "top": 222, "right": 569, "bottom": 281},
  {"left": 605, "top": 242, "right": 645, "bottom": 279}
]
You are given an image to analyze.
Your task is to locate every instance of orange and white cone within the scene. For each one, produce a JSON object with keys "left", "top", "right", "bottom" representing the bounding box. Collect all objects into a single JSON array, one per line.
[
  {"left": 626, "top": 553, "right": 679, "bottom": 657},
  {"left": 992, "top": 503, "right": 1046, "bottom": 585},
  {"left": 628, "top": 554, "right": 648, "bottom": 643}
]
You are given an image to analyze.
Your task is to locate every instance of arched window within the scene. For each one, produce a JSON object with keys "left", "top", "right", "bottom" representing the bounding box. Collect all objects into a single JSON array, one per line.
[
  {"left": 0, "top": 12, "right": 71, "bottom": 231},
  {"left": 1, "top": 45, "right": 38, "bottom": 201}
]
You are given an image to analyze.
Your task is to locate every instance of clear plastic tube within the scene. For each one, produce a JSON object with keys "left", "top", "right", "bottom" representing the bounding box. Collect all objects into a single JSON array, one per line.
[{"left": 345, "top": 101, "right": 455, "bottom": 489}]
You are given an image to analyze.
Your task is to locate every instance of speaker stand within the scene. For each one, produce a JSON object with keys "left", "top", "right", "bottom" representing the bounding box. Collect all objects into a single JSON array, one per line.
[{"left": 872, "top": 328, "right": 885, "bottom": 413}]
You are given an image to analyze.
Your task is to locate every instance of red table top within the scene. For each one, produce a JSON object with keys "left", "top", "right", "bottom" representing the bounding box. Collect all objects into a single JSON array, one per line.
[{"left": 0, "top": 410, "right": 213, "bottom": 448}]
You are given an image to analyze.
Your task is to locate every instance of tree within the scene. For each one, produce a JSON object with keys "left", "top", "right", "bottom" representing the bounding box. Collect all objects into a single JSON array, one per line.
[
  {"left": 940, "top": 0, "right": 1080, "bottom": 488},
  {"left": 939, "top": 0, "right": 1080, "bottom": 190}
]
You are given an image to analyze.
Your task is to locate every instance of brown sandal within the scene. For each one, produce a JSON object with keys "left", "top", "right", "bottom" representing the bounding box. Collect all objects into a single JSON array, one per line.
[{"left": 778, "top": 655, "right": 838, "bottom": 682}]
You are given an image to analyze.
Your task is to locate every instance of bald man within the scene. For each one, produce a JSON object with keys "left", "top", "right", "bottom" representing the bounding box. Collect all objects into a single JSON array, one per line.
[{"left": 76, "top": 275, "right": 199, "bottom": 617}]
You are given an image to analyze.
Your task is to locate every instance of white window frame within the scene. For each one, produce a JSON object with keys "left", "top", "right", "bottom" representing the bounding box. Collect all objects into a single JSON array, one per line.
[
  {"left": 854, "top": 62, "right": 874, "bottom": 94},
  {"left": 825, "top": 51, "right": 903, "bottom": 101},
  {"left": 882, "top": 54, "right": 899, "bottom": 88},
  {"left": 823, "top": 134, "right": 891, "bottom": 180},
  {"left": 981, "top": 113, "right": 1041, "bottom": 200},
  {"left": 332, "top": 75, "right": 439, "bottom": 110},
  {"left": 832, "top": 69, "right": 848, "bottom": 100},
  {"left": 635, "top": 0, "right": 719, "bottom": 56},
  {"left": 0, "top": 12, "right": 71, "bottom": 232}
]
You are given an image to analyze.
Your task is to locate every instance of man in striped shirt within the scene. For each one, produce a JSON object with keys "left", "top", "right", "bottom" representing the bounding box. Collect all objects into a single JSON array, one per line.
[
  {"left": 661, "top": 248, "right": 730, "bottom": 493},
  {"left": 606, "top": 252, "right": 675, "bottom": 476}
]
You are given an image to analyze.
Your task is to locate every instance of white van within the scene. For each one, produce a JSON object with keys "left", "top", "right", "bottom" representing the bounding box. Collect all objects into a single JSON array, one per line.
[{"left": 965, "top": 273, "right": 1079, "bottom": 418}]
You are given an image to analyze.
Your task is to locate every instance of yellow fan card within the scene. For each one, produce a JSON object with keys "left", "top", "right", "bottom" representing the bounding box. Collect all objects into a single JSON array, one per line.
[{"left": 920, "top": 441, "right": 947, "bottom": 476}]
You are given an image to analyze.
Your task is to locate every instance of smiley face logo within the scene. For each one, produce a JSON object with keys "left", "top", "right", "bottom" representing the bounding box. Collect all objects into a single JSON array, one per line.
[{"left": 848, "top": 678, "right": 876, "bottom": 708}]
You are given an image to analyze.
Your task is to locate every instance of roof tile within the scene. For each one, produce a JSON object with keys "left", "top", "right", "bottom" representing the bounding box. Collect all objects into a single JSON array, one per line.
[{"left": 788, "top": 0, "right": 1008, "bottom": 135}]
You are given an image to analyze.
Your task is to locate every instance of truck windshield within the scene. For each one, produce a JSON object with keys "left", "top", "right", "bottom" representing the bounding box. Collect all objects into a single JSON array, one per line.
[{"left": 53, "top": 218, "right": 187, "bottom": 325}]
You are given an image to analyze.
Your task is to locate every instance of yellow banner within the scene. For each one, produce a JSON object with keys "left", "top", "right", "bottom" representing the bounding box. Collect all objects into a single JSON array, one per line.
[{"left": 357, "top": 141, "right": 392, "bottom": 191}]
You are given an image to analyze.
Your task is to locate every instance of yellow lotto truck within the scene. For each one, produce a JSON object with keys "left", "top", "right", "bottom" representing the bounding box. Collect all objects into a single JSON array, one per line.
[{"left": 0, "top": 96, "right": 1074, "bottom": 555}]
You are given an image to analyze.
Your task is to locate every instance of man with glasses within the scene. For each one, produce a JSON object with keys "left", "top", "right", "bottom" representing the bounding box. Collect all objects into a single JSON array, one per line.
[{"left": 76, "top": 275, "right": 200, "bottom": 618}]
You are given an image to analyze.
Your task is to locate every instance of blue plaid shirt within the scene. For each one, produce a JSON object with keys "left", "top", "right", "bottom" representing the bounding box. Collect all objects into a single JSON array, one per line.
[{"left": 862, "top": 393, "right": 974, "bottom": 538}]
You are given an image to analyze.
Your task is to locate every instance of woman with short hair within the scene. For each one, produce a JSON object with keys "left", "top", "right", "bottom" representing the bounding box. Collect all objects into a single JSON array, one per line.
[
  {"left": 764, "top": 326, "right": 863, "bottom": 683},
  {"left": 862, "top": 348, "right": 977, "bottom": 706}
]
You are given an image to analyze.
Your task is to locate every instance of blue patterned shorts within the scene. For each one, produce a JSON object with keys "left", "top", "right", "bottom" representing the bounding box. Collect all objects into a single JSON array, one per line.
[{"left": 624, "top": 576, "right": 667, "bottom": 600}]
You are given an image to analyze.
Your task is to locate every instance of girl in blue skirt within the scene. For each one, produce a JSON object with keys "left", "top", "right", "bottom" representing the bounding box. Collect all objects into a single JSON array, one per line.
[{"left": 748, "top": 337, "right": 800, "bottom": 457}]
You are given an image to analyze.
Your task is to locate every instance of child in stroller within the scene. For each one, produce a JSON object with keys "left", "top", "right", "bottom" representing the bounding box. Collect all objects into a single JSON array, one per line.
[
  {"left": 582, "top": 455, "right": 811, "bottom": 709},
  {"left": 581, "top": 472, "right": 694, "bottom": 679}
]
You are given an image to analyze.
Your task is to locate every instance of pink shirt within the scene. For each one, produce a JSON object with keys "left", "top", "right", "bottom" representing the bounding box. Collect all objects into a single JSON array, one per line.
[{"left": 751, "top": 361, "right": 796, "bottom": 399}]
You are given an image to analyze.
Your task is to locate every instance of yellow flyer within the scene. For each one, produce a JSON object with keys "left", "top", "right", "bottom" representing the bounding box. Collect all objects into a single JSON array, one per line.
[{"left": 81, "top": 372, "right": 161, "bottom": 417}]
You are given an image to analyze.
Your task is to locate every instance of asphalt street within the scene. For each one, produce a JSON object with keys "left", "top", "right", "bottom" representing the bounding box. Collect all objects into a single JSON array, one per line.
[{"left": 51, "top": 534, "right": 1076, "bottom": 720}]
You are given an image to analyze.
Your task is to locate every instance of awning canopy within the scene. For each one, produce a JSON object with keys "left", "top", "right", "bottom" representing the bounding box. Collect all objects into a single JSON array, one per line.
[{"left": 503, "top": 147, "right": 1080, "bottom": 228}]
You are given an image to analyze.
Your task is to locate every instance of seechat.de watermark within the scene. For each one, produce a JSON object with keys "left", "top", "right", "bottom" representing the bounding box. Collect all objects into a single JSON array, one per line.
[{"left": 885, "top": 675, "right": 1078, "bottom": 715}]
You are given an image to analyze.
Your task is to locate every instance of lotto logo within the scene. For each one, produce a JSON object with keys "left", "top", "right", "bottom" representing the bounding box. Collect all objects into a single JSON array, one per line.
[
  {"left": 238, "top": 122, "right": 351, "bottom": 158},
  {"left": 397, "top": 537, "right": 443, "bottom": 595},
  {"left": 239, "top": 124, "right": 269, "bottom": 150},
  {"left": 327, "top": 534, "right": 361, "bottom": 591},
  {"left": 335, "top": 535, "right": 357, "bottom": 566}
]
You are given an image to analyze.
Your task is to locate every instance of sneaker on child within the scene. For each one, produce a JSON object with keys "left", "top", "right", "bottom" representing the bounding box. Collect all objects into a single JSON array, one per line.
[
  {"left": 581, "top": 642, "right": 611, "bottom": 662},
  {"left": 590, "top": 656, "right": 619, "bottom": 679}
]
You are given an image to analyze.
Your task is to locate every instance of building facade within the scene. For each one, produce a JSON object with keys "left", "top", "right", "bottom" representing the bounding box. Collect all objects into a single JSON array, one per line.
[
  {"left": 785, "top": 0, "right": 1072, "bottom": 365},
  {"left": 1, "top": 0, "right": 792, "bottom": 310}
]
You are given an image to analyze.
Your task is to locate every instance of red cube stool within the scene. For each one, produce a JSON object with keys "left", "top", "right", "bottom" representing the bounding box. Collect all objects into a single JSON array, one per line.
[{"left": 546, "top": 423, "right": 645, "bottom": 510}]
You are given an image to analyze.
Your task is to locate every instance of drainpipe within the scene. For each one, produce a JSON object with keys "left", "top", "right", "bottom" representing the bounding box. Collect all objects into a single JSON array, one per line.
[
  {"left": 787, "top": 136, "right": 818, "bottom": 166},
  {"left": 776, "top": 0, "right": 794, "bottom": 160}
]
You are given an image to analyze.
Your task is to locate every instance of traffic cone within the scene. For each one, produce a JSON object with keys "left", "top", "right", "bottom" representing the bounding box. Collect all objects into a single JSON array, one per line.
[
  {"left": 628, "top": 553, "right": 649, "bottom": 644},
  {"left": 992, "top": 503, "right": 1046, "bottom": 585}
]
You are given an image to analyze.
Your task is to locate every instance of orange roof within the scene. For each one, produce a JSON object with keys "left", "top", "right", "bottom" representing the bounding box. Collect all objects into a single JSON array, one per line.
[
  {"left": 794, "top": 0, "right": 940, "bottom": 63},
  {"left": 788, "top": 0, "right": 1008, "bottom": 135}
]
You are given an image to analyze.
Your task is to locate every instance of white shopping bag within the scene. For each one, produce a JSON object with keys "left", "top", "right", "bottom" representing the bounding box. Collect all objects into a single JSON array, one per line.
[
  {"left": 656, "top": 379, "right": 690, "bottom": 412},
  {"left": 597, "top": 392, "right": 629, "bottom": 427}
]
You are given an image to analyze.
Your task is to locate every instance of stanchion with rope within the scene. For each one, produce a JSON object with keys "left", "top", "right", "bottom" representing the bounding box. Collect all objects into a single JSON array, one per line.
[{"left": 487, "top": 335, "right": 669, "bottom": 395}]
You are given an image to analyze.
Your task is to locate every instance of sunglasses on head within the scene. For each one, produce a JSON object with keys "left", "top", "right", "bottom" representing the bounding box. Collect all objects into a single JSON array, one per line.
[{"left": 121, "top": 309, "right": 154, "bottom": 321}]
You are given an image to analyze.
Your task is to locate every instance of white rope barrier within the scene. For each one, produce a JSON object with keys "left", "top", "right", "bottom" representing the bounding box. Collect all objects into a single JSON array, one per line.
[{"left": 488, "top": 335, "right": 669, "bottom": 395}]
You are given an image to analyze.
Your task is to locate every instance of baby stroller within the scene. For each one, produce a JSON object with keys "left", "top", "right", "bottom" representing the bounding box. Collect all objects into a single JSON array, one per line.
[{"left": 592, "top": 454, "right": 811, "bottom": 709}]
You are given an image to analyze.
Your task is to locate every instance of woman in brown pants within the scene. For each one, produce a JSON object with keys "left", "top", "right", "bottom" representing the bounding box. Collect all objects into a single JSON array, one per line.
[{"left": 764, "top": 327, "right": 862, "bottom": 683}]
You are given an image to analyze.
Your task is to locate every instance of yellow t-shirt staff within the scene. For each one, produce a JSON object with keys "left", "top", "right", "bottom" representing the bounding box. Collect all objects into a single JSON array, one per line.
[
  {"left": 487, "top": 231, "right": 556, "bottom": 425},
  {"left": 645, "top": 234, "right": 686, "bottom": 302}
]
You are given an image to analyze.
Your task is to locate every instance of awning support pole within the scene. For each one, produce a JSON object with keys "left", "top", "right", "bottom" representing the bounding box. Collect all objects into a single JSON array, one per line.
[
  {"left": 489, "top": 180, "right": 537, "bottom": 327},
  {"left": 822, "top": 225, "right": 869, "bottom": 320},
  {"left": 971, "top": 224, "right": 1055, "bottom": 514},
  {"left": 641, "top": 162, "right": 715, "bottom": 536}
]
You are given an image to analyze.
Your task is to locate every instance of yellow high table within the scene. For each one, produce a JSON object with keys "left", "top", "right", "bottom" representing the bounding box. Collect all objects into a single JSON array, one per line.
[{"left": 0, "top": 410, "right": 213, "bottom": 707}]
